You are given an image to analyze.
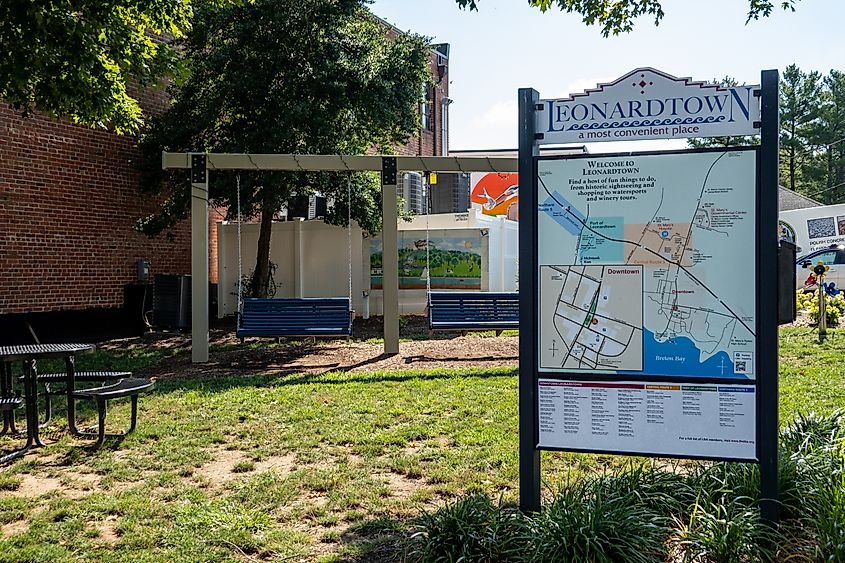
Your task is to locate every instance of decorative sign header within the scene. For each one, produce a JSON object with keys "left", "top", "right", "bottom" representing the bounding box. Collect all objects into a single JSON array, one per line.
[{"left": 537, "top": 68, "right": 760, "bottom": 144}]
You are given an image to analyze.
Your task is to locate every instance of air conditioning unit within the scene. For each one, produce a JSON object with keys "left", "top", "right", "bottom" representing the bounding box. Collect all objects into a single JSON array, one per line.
[
  {"left": 286, "top": 195, "right": 327, "bottom": 220},
  {"left": 152, "top": 274, "right": 191, "bottom": 330}
]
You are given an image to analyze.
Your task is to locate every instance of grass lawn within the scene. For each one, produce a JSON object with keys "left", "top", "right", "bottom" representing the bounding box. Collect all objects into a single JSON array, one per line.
[{"left": 0, "top": 327, "right": 842, "bottom": 561}]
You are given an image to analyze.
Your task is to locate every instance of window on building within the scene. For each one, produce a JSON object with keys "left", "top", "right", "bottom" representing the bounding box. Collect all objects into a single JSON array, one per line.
[{"left": 421, "top": 85, "right": 433, "bottom": 131}]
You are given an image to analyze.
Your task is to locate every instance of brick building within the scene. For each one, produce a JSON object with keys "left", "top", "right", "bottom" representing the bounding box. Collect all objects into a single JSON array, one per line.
[{"left": 0, "top": 29, "right": 450, "bottom": 342}]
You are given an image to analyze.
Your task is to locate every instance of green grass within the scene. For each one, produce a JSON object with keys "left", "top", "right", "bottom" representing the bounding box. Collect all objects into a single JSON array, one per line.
[{"left": 0, "top": 327, "right": 842, "bottom": 561}]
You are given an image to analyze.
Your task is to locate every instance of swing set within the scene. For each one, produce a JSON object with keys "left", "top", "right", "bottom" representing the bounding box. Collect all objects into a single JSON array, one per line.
[{"left": 161, "top": 151, "right": 517, "bottom": 362}]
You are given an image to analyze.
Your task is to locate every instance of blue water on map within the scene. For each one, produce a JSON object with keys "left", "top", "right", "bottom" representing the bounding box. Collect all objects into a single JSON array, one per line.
[
  {"left": 579, "top": 217, "right": 624, "bottom": 263},
  {"left": 619, "top": 329, "right": 749, "bottom": 379},
  {"left": 540, "top": 191, "right": 585, "bottom": 235}
]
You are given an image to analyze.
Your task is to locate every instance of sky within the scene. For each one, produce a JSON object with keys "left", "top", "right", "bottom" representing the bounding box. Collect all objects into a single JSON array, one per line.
[{"left": 369, "top": 0, "right": 845, "bottom": 153}]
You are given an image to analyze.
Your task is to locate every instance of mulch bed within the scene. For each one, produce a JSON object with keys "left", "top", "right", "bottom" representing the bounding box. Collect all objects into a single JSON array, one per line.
[{"left": 102, "top": 315, "right": 519, "bottom": 381}]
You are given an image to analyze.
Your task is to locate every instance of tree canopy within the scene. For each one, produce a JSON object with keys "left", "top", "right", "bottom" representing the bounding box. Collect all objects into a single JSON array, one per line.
[
  {"left": 688, "top": 68, "right": 845, "bottom": 204},
  {"left": 137, "top": 0, "right": 431, "bottom": 295},
  {"left": 454, "top": 0, "right": 799, "bottom": 35},
  {"left": 0, "top": 0, "right": 239, "bottom": 133}
]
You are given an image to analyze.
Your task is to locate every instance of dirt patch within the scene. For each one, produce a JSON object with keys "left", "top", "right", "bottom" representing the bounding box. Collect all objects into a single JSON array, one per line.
[
  {"left": 255, "top": 453, "right": 296, "bottom": 473},
  {"left": 374, "top": 472, "right": 420, "bottom": 499},
  {"left": 194, "top": 448, "right": 250, "bottom": 487},
  {"left": 4, "top": 475, "right": 63, "bottom": 498},
  {"left": 0, "top": 519, "right": 28, "bottom": 538},
  {"left": 94, "top": 515, "right": 120, "bottom": 543},
  {"left": 65, "top": 471, "right": 101, "bottom": 490}
]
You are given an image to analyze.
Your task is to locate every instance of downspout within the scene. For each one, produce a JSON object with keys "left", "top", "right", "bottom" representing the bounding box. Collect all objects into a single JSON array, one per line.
[{"left": 441, "top": 97, "right": 452, "bottom": 156}]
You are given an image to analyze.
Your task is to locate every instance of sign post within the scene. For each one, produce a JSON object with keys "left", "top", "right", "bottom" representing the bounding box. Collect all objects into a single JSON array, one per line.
[
  {"left": 518, "top": 68, "right": 780, "bottom": 522},
  {"left": 518, "top": 88, "right": 541, "bottom": 513}
]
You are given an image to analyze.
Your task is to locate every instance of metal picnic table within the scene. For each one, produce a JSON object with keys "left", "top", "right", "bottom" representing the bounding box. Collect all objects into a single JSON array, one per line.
[{"left": 0, "top": 343, "right": 94, "bottom": 463}]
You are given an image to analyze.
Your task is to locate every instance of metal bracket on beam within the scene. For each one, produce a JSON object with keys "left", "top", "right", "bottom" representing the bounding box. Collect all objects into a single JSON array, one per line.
[
  {"left": 753, "top": 121, "right": 762, "bottom": 129},
  {"left": 753, "top": 89, "right": 762, "bottom": 97},
  {"left": 191, "top": 154, "right": 207, "bottom": 184},
  {"left": 381, "top": 157, "right": 397, "bottom": 185},
  {"left": 534, "top": 104, "right": 544, "bottom": 111},
  {"left": 534, "top": 133, "right": 545, "bottom": 141}
]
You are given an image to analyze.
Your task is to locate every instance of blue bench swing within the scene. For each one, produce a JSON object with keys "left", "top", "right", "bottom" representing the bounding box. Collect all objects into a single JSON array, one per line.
[
  {"left": 427, "top": 291, "right": 519, "bottom": 334},
  {"left": 237, "top": 297, "right": 352, "bottom": 341},
  {"left": 232, "top": 174, "right": 354, "bottom": 342}
]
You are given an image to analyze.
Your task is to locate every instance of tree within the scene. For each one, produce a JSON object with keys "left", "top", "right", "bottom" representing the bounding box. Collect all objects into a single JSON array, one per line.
[
  {"left": 809, "top": 71, "right": 845, "bottom": 203},
  {"left": 779, "top": 64, "right": 822, "bottom": 193},
  {"left": 454, "top": 0, "right": 800, "bottom": 36},
  {"left": 0, "top": 0, "right": 241, "bottom": 133},
  {"left": 137, "top": 0, "right": 430, "bottom": 296}
]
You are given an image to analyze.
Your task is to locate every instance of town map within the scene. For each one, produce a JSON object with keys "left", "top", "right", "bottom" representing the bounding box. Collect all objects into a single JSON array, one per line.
[{"left": 537, "top": 149, "right": 757, "bottom": 380}]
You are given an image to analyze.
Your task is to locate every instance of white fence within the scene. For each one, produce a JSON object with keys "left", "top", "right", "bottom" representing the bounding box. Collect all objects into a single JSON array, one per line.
[{"left": 216, "top": 206, "right": 519, "bottom": 317}]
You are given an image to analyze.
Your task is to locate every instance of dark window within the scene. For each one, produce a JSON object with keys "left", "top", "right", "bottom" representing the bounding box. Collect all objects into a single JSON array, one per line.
[{"left": 421, "top": 85, "right": 433, "bottom": 131}]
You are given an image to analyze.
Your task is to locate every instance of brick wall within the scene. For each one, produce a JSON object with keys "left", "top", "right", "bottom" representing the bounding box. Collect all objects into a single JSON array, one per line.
[
  {"left": 0, "top": 41, "right": 448, "bottom": 315},
  {"left": 0, "top": 103, "right": 192, "bottom": 314}
]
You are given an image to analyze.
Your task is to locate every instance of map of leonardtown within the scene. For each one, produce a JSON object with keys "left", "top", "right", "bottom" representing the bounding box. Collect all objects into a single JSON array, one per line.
[
  {"left": 540, "top": 265, "right": 643, "bottom": 370},
  {"left": 537, "top": 149, "right": 757, "bottom": 380}
]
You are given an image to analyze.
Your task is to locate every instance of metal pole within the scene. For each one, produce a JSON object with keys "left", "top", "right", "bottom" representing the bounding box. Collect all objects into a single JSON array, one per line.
[
  {"left": 191, "top": 153, "right": 210, "bottom": 363},
  {"left": 382, "top": 157, "right": 400, "bottom": 355},
  {"left": 758, "top": 69, "right": 780, "bottom": 523},
  {"left": 518, "top": 88, "right": 541, "bottom": 514},
  {"left": 819, "top": 278, "right": 828, "bottom": 338}
]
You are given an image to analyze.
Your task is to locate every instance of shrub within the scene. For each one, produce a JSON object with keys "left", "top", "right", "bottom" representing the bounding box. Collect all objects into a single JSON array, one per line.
[
  {"left": 780, "top": 410, "right": 845, "bottom": 454},
  {"left": 531, "top": 478, "right": 668, "bottom": 563},
  {"left": 406, "top": 493, "right": 529, "bottom": 562},
  {"left": 592, "top": 462, "right": 690, "bottom": 518},
  {"left": 806, "top": 290, "right": 845, "bottom": 325},
  {"left": 669, "top": 495, "right": 779, "bottom": 562},
  {"left": 796, "top": 289, "right": 814, "bottom": 312}
]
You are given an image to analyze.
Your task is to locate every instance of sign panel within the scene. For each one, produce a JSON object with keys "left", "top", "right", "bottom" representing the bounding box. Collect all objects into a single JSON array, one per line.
[
  {"left": 537, "top": 149, "right": 757, "bottom": 379},
  {"left": 535, "top": 147, "right": 759, "bottom": 460},
  {"left": 537, "top": 379, "right": 756, "bottom": 460},
  {"left": 537, "top": 68, "right": 761, "bottom": 144}
]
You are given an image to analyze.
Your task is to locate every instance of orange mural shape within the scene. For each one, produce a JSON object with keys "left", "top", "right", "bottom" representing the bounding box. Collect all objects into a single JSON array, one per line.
[{"left": 471, "top": 173, "right": 519, "bottom": 219}]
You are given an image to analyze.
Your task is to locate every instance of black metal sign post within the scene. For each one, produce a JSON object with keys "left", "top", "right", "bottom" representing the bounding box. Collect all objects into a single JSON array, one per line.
[
  {"left": 517, "top": 70, "right": 781, "bottom": 522},
  {"left": 758, "top": 69, "right": 780, "bottom": 523},
  {"left": 518, "top": 88, "right": 541, "bottom": 513}
]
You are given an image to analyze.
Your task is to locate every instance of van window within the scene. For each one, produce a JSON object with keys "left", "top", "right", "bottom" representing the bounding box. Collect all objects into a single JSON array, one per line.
[{"left": 810, "top": 251, "right": 837, "bottom": 265}]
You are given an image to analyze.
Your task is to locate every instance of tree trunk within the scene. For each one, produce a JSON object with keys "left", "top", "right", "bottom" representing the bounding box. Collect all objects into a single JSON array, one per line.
[
  {"left": 252, "top": 190, "right": 274, "bottom": 298},
  {"left": 789, "top": 121, "right": 796, "bottom": 191}
]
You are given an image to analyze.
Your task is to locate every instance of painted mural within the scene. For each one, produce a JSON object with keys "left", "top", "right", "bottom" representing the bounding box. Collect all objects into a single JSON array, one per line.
[
  {"left": 470, "top": 172, "right": 519, "bottom": 220},
  {"left": 371, "top": 229, "right": 483, "bottom": 290}
]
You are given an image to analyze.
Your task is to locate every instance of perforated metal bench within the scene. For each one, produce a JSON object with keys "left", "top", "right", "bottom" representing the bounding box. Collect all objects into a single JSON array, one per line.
[
  {"left": 428, "top": 291, "right": 520, "bottom": 334},
  {"left": 20, "top": 371, "right": 132, "bottom": 426},
  {"left": 236, "top": 297, "right": 353, "bottom": 342},
  {"left": 72, "top": 378, "right": 154, "bottom": 448}
]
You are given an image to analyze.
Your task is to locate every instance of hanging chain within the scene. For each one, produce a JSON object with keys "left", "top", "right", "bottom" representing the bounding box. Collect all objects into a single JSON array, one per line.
[
  {"left": 425, "top": 173, "right": 431, "bottom": 294},
  {"left": 347, "top": 172, "right": 353, "bottom": 304},
  {"left": 236, "top": 174, "right": 243, "bottom": 313}
]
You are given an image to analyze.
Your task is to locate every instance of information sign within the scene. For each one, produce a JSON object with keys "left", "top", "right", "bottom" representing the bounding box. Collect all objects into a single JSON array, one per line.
[{"left": 534, "top": 147, "right": 759, "bottom": 461}]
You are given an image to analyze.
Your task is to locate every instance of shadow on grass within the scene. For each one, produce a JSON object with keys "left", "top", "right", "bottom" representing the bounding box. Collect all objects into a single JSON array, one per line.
[
  {"left": 335, "top": 515, "right": 413, "bottom": 563},
  {"left": 151, "top": 366, "right": 517, "bottom": 395}
]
